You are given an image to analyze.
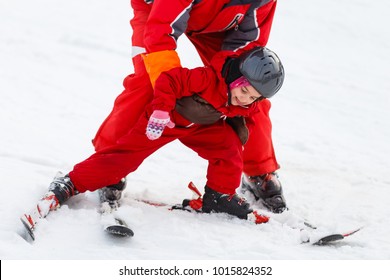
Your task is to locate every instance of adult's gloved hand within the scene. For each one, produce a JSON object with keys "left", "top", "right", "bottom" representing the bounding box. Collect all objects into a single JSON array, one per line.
[{"left": 146, "top": 110, "right": 175, "bottom": 140}]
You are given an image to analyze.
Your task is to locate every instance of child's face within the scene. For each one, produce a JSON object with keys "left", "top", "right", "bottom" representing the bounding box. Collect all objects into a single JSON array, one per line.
[{"left": 230, "top": 85, "right": 264, "bottom": 106}]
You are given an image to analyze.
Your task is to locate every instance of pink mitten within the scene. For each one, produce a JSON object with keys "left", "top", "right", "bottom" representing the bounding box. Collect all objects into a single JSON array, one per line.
[{"left": 146, "top": 110, "right": 175, "bottom": 140}]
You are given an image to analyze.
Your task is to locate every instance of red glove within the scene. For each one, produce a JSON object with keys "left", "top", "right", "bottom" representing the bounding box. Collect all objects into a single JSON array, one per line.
[{"left": 146, "top": 110, "right": 175, "bottom": 140}]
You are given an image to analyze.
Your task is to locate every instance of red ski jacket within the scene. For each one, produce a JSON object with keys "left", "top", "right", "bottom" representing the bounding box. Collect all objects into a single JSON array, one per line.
[{"left": 131, "top": 0, "right": 277, "bottom": 59}]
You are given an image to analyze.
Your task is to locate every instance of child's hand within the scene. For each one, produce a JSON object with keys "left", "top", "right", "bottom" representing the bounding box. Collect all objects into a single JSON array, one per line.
[{"left": 146, "top": 110, "right": 175, "bottom": 140}]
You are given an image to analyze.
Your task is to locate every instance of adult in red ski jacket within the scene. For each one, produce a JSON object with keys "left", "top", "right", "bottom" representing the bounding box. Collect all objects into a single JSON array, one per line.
[{"left": 92, "top": 0, "right": 286, "bottom": 213}]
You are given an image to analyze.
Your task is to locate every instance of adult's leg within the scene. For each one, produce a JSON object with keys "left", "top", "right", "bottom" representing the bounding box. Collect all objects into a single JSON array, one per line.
[
  {"left": 243, "top": 100, "right": 279, "bottom": 176},
  {"left": 92, "top": 69, "right": 154, "bottom": 151},
  {"left": 241, "top": 101, "right": 286, "bottom": 213},
  {"left": 93, "top": 0, "right": 152, "bottom": 151}
]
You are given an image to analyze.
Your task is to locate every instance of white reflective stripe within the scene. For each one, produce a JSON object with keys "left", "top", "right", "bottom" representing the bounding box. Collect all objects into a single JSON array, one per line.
[
  {"left": 132, "top": 46, "right": 146, "bottom": 57},
  {"left": 185, "top": 123, "right": 195, "bottom": 128}
]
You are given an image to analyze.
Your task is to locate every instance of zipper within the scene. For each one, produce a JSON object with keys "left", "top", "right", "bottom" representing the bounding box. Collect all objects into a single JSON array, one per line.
[{"left": 223, "top": 14, "right": 244, "bottom": 31}]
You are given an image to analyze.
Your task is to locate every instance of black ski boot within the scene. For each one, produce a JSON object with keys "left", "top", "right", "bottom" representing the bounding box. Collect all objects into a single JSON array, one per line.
[
  {"left": 241, "top": 172, "right": 287, "bottom": 213},
  {"left": 100, "top": 178, "right": 127, "bottom": 204},
  {"left": 202, "top": 185, "right": 252, "bottom": 219},
  {"left": 38, "top": 173, "right": 78, "bottom": 218},
  {"left": 20, "top": 173, "right": 78, "bottom": 240}
]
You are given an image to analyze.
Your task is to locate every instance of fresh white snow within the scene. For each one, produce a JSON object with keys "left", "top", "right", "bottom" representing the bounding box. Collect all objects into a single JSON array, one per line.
[{"left": 1, "top": 0, "right": 390, "bottom": 271}]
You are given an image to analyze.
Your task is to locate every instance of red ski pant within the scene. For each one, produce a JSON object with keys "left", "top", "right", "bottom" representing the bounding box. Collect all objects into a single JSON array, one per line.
[{"left": 71, "top": 113, "right": 243, "bottom": 195}]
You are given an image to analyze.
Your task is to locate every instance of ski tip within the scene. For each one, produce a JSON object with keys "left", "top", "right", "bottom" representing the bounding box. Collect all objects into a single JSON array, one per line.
[
  {"left": 342, "top": 226, "right": 363, "bottom": 237},
  {"left": 312, "top": 234, "right": 344, "bottom": 246},
  {"left": 19, "top": 217, "right": 35, "bottom": 242},
  {"left": 312, "top": 226, "right": 363, "bottom": 246},
  {"left": 105, "top": 225, "right": 134, "bottom": 237}
]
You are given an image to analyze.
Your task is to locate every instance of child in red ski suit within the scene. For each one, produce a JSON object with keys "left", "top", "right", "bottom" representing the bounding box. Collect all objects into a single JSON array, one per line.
[
  {"left": 28, "top": 47, "right": 284, "bottom": 223},
  {"left": 92, "top": 1, "right": 286, "bottom": 213},
  {"left": 71, "top": 51, "right": 265, "bottom": 197}
]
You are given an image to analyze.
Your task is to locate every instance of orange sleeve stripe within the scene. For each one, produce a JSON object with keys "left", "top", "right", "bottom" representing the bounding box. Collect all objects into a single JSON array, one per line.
[{"left": 142, "top": 50, "right": 182, "bottom": 88}]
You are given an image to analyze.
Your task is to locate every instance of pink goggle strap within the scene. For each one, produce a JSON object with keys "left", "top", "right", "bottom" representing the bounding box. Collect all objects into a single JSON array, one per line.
[{"left": 229, "top": 76, "right": 251, "bottom": 90}]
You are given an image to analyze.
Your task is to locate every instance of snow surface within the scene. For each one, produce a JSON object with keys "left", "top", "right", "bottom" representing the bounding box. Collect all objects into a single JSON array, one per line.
[{"left": 1, "top": 0, "right": 390, "bottom": 261}]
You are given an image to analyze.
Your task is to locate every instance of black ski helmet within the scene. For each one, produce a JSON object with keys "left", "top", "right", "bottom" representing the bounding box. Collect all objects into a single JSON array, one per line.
[{"left": 239, "top": 47, "right": 284, "bottom": 98}]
